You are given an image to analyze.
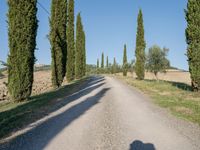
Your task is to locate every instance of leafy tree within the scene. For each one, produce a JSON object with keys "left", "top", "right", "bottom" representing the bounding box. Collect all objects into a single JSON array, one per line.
[
  {"left": 135, "top": 9, "right": 146, "bottom": 80},
  {"left": 185, "top": 0, "right": 200, "bottom": 91},
  {"left": 123, "top": 44, "right": 128, "bottom": 76},
  {"left": 50, "top": 0, "right": 67, "bottom": 88},
  {"left": 66, "top": 0, "right": 75, "bottom": 82},
  {"left": 146, "top": 45, "right": 170, "bottom": 80},
  {"left": 7, "top": 0, "right": 38, "bottom": 101}
]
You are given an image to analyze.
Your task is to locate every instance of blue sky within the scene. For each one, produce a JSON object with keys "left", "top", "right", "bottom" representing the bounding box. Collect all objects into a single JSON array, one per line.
[{"left": 0, "top": 0, "right": 188, "bottom": 70}]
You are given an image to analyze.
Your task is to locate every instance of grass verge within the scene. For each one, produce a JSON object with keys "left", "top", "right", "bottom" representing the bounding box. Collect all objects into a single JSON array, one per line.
[
  {"left": 116, "top": 75, "right": 200, "bottom": 125},
  {"left": 0, "top": 77, "right": 89, "bottom": 139}
]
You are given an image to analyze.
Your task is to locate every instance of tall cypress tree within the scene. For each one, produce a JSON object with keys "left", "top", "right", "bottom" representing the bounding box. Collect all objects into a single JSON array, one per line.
[
  {"left": 106, "top": 56, "right": 109, "bottom": 73},
  {"left": 106, "top": 56, "right": 109, "bottom": 69},
  {"left": 123, "top": 44, "right": 128, "bottom": 76},
  {"left": 66, "top": 0, "right": 75, "bottom": 82},
  {"left": 112, "top": 57, "right": 117, "bottom": 74},
  {"left": 82, "top": 30, "right": 86, "bottom": 77},
  {"left": 97, "top": 59, "right": 99, "bottom": 68},
  {"left": 185, "top": 0, "right": 200, "bottom": 91},
  {"left": 75, "top": 13, "right": 83, "bottom": 79},
  {"left": 97, "top": 59, "right": 99, "bottom": 74},
  {"left": 7, "top": 0, "right": 38, "bottom": 101},
  {"left": 75, "top": 13, "right": 86, "bottom": 79},
  {"left": 101, "top": 52, "right": 104, "bottom": 68},
  {"left": 50, "top": 0, "right": 67, "bottom": 88},
  {"left": 135, "top": 9, "right": 146, "bottom": 80}
]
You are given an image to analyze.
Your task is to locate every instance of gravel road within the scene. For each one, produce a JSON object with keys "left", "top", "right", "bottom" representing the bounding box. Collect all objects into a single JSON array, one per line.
[{"left": 1, "top": 76, "right": 200, "bottom": 150}]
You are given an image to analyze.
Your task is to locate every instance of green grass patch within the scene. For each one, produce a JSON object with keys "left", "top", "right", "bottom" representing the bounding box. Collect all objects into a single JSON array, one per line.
[
  {"left": 0, "top": 77, "right": 89, "bottom": 139},
  {"left": 117, "top": 76, "right": 200, "bottom": 125}
]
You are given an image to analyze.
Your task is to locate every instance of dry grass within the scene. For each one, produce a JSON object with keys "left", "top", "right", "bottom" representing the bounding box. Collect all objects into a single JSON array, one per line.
[{"left": 116, "top": 74, "right": 200, "bottom": 125}]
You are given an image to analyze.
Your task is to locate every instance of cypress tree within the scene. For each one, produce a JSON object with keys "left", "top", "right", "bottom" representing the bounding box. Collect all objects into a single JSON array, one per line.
[
  {"left": 106, "top": 56, "right": 109, "bottom": 69},
  {"left": 81, "top": 23, "right": 86, "bottom": 77},
  {"left": 185, "top": 0, "right": 200, "bottom": 91},
  {"left": 75, "top": 13, "right": 83, "bottom": 79},
  {"left": 112, "top": 57, "right": 117, "bottom": 74},
  {"left": 97, "top": 59, "right": 99, "bottom": 68},
  {"left": 101, "top": 52, "right": 104, "bottom": 68},
  {"left": 66, "top": 0, "right": 75, "bottom": 82},
  {"left": 50, "top": 0, "right": 67, "bottom": 88},
  {"left": 7, "top": 0, "right": 38, "bottom": 101},
  {"left": 75, "top": 13, "right": 86, "bottom": 78},
  {"left": 97, "top": 59, "right": 99, "bottom": 74},
  {"left": 135, "top": 9, "right": 146, "bottom": 80},
  {"left": 123, "top": 44, "right": 128, "bottom": 76},
  {"left": 106, "top": 56, "right": 109, "bottom": 74}
]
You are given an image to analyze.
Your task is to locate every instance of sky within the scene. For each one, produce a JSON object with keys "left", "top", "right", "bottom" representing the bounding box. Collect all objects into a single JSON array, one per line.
[{"left": 0, "top": 0, "right": 188, "bottom": 70}]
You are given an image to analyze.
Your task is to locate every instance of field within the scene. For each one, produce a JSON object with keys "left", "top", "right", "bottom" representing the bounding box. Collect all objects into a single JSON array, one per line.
[
  {"left": 116, "top": 70, "right": 200, "bottom": 125},
  {"left": 119, "top": 69, "right": 191, "bottom": 85},
  {"left": 0, "top": 70, "right": 68, "bottom": 101}
]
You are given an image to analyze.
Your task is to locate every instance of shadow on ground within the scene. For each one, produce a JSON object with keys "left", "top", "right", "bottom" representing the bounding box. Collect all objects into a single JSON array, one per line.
[
  {"left": 144, "top": 79, "right": 192, "bottom": 91},
  {"left": 130, "top": 140, "right": 156, "bottom": 150},
  {"left": 0, "top": 76, "right": 105, "bottom": 142}
]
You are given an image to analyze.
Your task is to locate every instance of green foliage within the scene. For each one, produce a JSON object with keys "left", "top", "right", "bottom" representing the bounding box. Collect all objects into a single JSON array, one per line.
[
  {"left": 127, "top": 59, "right": 135, "bottom": 74},
  {"left": 75, "top": 13, "right": 83, "bottom": 79},
  {"left": 146, "top": 45, "right": 170, "bottom": 79},
  {"left": 135, "top": 9, "right": 146, "bottom": 80},
  {"left": 185, "top": 0, "right": 200, "bottom": 91},
  {"left": 106, "top": 56, "right": 109, "bottom": 68},
  {"left": 7, "top": 0, "right": 38, "bottom": 101},
  {"left": 50, "top": 0, "right": 67, "bottom": 88},
  {"left": 86, "top": 64, "right": 96, "bottom": 75},
  {"left": 96, "top": 59, "right": 99, "bottom": 74},
  {"left": 106, "top": 56, "right": 110, "bottom": 73},
  {"left": 123, "top": 44, "right": 128, "bottom": 76},
  {"left": 82, "top": 30, "right": 86, "bottom": 77},
  {"left": 112, "top": 58, "right": 117, "bottom": 74},
  {"left": 101, "top": 52, "right": 104, "bottom": 69},
  {"left": 67, "top": 0, "right": 75, "bottom": 82}
]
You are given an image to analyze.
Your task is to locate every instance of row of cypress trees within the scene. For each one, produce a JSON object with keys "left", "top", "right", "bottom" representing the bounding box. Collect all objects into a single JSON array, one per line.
[
  {"left": 131, "top": 1, "right": 200, "bottom": 92},
  {"left": 96, "top": 9, "right": 145, "bottom": 78},
  {"left": 51, "top": 0, "right": 86, "bottom": 86},
  {"left": 96, "top": 0, "right": 200, "bottom": 92},
  {"left": 7, "top": 0, "right": 86, "bottom": 101}
]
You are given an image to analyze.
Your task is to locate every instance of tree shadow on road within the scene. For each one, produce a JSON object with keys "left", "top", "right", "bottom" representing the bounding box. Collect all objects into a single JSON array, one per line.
[
  {"left": 130, "top": 140, "right": 156, "bottom": 150},
  {"left": 0, "top": 76, "right": 105, "bottom": 141},
  {"left": 1, "top": 86, "right": 110, "bottom": 150}
]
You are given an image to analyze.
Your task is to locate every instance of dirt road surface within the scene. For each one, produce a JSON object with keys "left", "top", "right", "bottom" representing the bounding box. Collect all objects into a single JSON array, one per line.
[{"left": 1, "top": 76, "right": 200, "bottom": 150}]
